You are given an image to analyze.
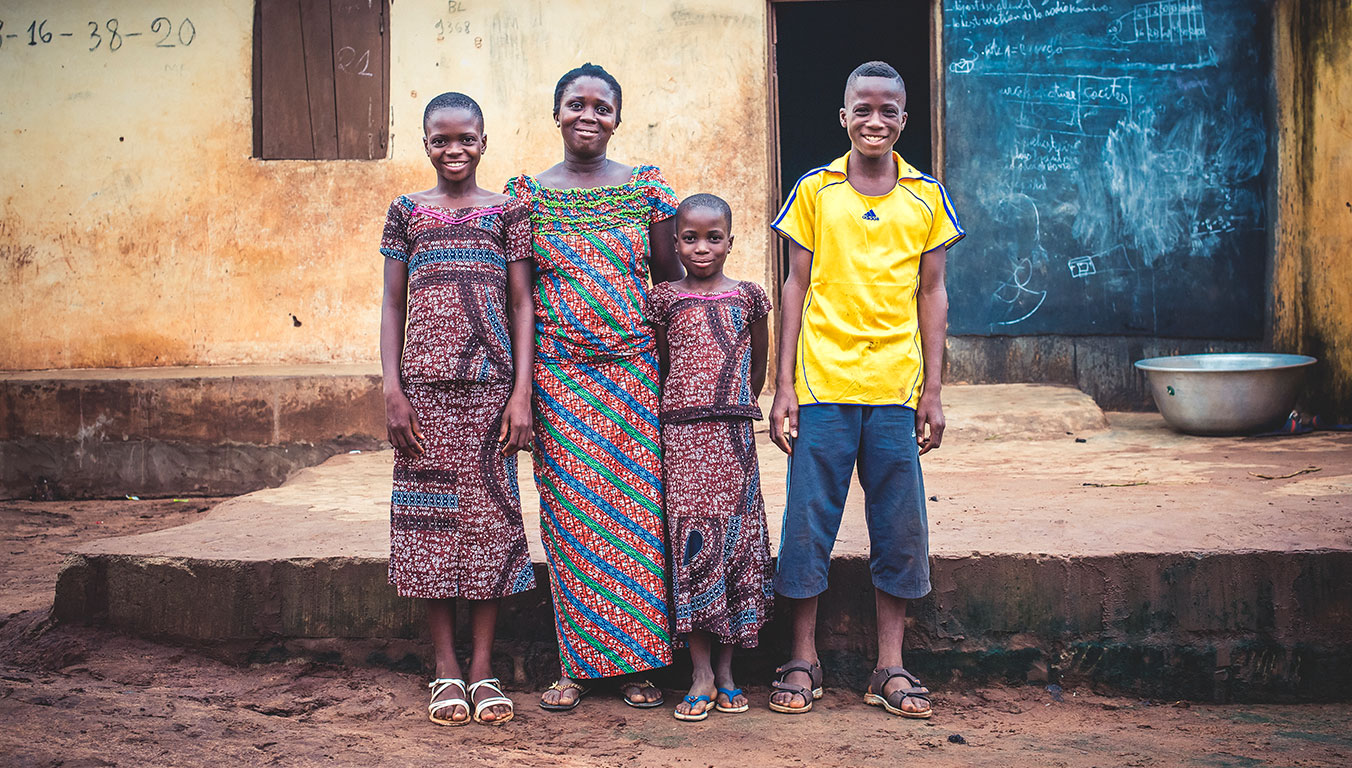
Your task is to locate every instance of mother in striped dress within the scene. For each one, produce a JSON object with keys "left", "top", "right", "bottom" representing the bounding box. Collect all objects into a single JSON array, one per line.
[{"left": 506, "top": 63, "right": 682, "bottom": 710}]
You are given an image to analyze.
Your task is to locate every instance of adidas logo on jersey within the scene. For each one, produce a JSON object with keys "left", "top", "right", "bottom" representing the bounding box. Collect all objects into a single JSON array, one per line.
[{"left": 862, "top": 209, "right": 880, "bottom": 221}]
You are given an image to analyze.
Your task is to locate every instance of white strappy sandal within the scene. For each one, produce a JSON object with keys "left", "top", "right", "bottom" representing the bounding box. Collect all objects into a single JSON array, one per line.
[
  {"left": 469, "top": 677, "right": 515, "bottom": 725},
  {"left": 427, "top": 677, "right": 470, "bottom": 726}
]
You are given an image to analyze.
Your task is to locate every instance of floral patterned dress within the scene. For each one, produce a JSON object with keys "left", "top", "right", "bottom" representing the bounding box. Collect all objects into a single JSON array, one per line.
[
  {"left": 380, "top": 196, "right": 536, "bottom": 600},
  {"left": 648, "top": 280, "right": 774, "bottom": 647}
]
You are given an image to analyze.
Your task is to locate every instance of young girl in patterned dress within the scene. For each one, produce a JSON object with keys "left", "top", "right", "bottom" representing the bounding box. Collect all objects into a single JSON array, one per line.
[
  {"left": 379, "top": 93, "right": 535, "bottom": 727},
  {"left": 648, "top": 194, "right": 774, "bottom": 722}
]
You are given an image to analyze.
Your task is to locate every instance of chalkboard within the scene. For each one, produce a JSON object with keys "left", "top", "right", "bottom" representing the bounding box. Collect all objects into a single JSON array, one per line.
[{"left": 943, "top": 0, "right": 1269, "bottom": 337}]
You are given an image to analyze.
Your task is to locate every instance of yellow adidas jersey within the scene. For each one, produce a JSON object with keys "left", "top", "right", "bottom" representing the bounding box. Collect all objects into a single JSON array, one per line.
[{"left": 772, "top": 151, "right": 964, "bottom": 407}]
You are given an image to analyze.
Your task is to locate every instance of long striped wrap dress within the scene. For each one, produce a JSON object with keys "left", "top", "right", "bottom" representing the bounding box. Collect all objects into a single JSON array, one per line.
[{"left": 506, "top": 166, "right": 678, "bottom": 678}]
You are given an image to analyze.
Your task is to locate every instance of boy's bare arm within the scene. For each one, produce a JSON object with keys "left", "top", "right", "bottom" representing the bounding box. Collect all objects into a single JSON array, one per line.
[
  {"left": 769, "top": 241, "right": 813, "bottom": 455},
  {"left": 915, "top": 245, "right": 949, "bottom": 455}
]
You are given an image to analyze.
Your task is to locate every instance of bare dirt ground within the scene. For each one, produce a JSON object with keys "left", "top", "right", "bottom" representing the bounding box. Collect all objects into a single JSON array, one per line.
[{"left": 2, "top": 498, "right": 1350, "bottom": 767}]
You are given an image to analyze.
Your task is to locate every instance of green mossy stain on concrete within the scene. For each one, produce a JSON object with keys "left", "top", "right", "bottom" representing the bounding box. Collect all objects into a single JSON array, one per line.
[
  {"left": 1064, "top": 643, "right": 1219, "bottom": 699},
  {"left": 1119, "top": 600, "right": 1157, "bottom": 635},
  {"left": 955, "top": 595, "right": 1068, "bottom": 637},
  {"left": 906, "top": 648, "right": 1045, "bottom": 687}
]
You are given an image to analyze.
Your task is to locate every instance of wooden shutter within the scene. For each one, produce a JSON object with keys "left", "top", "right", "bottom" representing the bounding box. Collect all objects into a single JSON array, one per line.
[{"left": 253, "top": 0, "right": 389, "bottom": 160}]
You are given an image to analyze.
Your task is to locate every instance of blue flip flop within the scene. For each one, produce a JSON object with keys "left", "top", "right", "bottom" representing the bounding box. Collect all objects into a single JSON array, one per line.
[
  {"left": 673, "top": 693, "right": 712, "bottom": 722},
  {"left": 716, "top": 687, "right": 749, "bottom": 713}
]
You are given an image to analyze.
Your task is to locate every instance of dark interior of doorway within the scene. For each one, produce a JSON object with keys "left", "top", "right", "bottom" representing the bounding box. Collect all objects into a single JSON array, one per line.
[{"left": 773, "top": 0, "right": 932, "bottom": 276}]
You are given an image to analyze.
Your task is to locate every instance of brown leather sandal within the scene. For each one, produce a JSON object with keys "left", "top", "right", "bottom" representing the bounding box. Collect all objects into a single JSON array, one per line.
[
  {"left": 864, "top": 666, "right": 933, "bottom": 719},
  {"left": 768, "top": 658, "right": 823, "bottom": 714},
  {"left": 620, "top": 678, "right": 664, "bottom": 708},
  {"left": 538, "top": 679, "right": 589, "bottom": 712}
]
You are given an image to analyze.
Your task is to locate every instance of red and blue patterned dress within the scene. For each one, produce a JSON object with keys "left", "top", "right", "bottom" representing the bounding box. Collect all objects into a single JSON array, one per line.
[
  {"left": 380, "top": 195, "right": 537, "bottom": 600},
  {"left": 648, "top": 280, "right": 774, "bottom": 647},
  {"left": 506, "top": 166, "right": 678, "bottom": 679}
]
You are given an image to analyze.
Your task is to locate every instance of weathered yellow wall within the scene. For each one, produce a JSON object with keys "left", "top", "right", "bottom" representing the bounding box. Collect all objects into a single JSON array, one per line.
[
  {"left": 0, "top": 0, "right": 772, "bottom": 370},
  {"left": 1274, "top": 0, "right": 1352, "bottom": 416}
]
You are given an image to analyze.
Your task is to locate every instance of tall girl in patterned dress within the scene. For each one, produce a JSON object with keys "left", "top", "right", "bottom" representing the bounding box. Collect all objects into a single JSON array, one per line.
[
  {"left": 380, "top": 93, "right": 535, "bottom": 727},
  {"left": 648, "top": 194, "right": 774, "bottom": 722}
]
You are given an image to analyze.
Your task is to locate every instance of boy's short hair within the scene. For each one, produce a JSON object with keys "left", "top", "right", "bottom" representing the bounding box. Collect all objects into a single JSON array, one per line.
[
  {"left": 844, "top": 61, "right": 906, "bottom": 103},
  {"left": 423, "top": 92, "right": 484, "bottom": 129},
  {"left": 676, "top": 193, "right": 733, "bottom": 230}
]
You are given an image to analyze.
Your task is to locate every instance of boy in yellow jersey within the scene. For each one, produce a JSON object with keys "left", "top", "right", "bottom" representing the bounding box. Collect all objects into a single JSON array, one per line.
[{"left": 766, "top": 61, "right": 963, "bottom": 719}]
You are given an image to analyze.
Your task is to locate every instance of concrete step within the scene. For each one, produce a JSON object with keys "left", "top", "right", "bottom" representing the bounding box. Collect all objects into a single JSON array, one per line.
[
  {"left": 51, "top": 384, "right": 1352, "bottom": 701},
  {"left": 2, "top": 364, "right": 384, "bottom": 499}
]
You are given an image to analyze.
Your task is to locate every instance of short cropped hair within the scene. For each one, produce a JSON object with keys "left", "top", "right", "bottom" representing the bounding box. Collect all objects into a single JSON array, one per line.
[
  {"left": 423, "top": 92, "right": 484, "bottom": 129},
  {"left": 676, "top": 193, "right": 733, "bottom": 230},
  {"left": 844, "top": 61, "right": 906, "bottom": 104},
  {"left": 553, "top": 63, "right": 623, "bottom": 123}
]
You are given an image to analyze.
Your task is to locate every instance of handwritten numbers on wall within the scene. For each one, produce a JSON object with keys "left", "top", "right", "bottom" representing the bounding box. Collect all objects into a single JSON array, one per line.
[
  {"left": 435, "top": 2, "right": 481, "bottom": 48},
  {"left": 102, "top": 19, "right": 121, "bottom": 51},
  {"left": 0, "top": 17, "right": 197, "bottom": 53},
  {"left": 150, "top": 17, "right": 196, "bottom": 48},
  {"left": 28, "top": 20, "right": 52, "bottom": 45},
  {"left": 434, "top": 19, "right": 471, "bottom": 39},
  {"left": 336, "top": 45, "right": 374, "bottom": 77}
]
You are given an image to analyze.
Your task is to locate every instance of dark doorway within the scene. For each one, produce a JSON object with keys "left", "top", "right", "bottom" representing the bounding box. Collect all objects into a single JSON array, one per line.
[{"left": 772, "top": 0, "right": 933, "bottom": 280}]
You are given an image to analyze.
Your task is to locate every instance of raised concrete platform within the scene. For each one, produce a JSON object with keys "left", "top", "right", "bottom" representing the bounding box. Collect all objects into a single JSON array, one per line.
[
  {"left": 52, "top": 384, "right": 1352, "bottom": 700},
  {"left": 1, "top": 364, "right": 384, "bottom": 499}
]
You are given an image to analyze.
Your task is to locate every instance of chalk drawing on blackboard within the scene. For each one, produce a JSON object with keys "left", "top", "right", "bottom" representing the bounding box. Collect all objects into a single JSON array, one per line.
[
  {"left": 1109, "top": 0, "right": 1207, "bottom": 45},
  {"left": 949, "top": 38, "right": 979, "bottom": 74},
  {"left": 1067, "top": 244, "right": 1134, "bottom": 279},
  {"left": 989, "top": 193, "right": 1050, "bottom": 326},
  {"left": 992, "top": 256, "right": 1048, "bottom": 325}
]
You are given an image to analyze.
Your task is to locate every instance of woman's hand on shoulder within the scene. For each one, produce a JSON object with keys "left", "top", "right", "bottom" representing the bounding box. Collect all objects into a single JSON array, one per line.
[
  {"left": 499, "top": 389, "right": 533, "bottom": 456},
  {"left": 385, "top": 390, "right": 424, "bottom": 458}
]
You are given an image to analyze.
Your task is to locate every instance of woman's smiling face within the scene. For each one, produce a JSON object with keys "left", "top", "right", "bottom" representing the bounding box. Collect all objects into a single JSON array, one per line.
[{"left": 555, "top": 76, "right": 620, "bottom": 157}]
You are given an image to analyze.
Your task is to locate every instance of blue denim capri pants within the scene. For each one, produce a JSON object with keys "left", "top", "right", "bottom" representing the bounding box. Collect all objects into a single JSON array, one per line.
[{"left": 774, "top": 403, "right": 931, "bottom": 600}]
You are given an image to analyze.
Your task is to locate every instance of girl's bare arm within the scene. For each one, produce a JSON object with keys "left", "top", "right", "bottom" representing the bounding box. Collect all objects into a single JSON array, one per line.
[
  {"left": 500, "top": 260, "right": 535, "bottom": 455},
  {"left": 654, "top": 324, "right": 670, "bottom": 381},
  {"left": 381, "top": 258, "right": 422, "bottom": 456},
  {"left": 750, "top": 313, "right": 769, "bottom": 399}
]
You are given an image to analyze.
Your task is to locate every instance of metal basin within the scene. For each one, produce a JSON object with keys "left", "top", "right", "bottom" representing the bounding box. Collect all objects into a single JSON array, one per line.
[{"left": 1133, "top": 353, "right": 1316, "bottom": 436}]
